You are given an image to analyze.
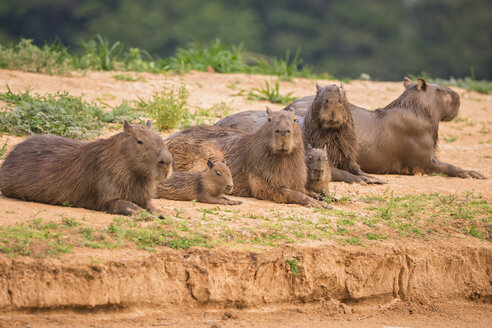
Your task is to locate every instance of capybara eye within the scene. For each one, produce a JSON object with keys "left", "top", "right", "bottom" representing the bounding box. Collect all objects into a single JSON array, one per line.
[
  {"left": 216, "top": 171, "right": 221, "bottom": 176},
  {"left": 268, "top": 118, "right": 272, "bottom": 122},
  {"left": 136, "top": 139, "right": 143, "bottom": 145},
  {"left": 324, "top": 99, "right": 329, "bottom": 105},
  {"left": 294, "top": 118, "right": 298, "bottom": 122}
]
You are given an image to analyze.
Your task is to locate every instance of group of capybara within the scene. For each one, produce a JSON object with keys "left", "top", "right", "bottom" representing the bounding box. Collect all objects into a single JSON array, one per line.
[{"left": 0, "top": 77, "right": 486, "bottom": 216}]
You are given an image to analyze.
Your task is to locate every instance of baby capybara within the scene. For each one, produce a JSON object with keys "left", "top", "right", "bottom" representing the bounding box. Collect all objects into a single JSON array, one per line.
[
  {"left": 305, "top": 144, "right": 331, "bottom": 199},
  {"left": 156, "top": 159, "right": 241, "bottom": 205},
  {"left": 0, "top": 121, "right": 172, "bottom": 215}
]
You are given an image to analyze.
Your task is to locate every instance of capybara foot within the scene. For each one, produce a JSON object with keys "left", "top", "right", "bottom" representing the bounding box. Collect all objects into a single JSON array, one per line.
[
  {"left": 456, "top": 169, "right": 486, "bottom": 179},
  {"left": 106, "top": 200, "right": 143, "bottom": 216}
]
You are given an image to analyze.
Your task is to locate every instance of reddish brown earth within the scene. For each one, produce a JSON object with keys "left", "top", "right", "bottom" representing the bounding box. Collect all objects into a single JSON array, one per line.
[{"left": 0, "top": 69, "right": 491, "bottom": 327}]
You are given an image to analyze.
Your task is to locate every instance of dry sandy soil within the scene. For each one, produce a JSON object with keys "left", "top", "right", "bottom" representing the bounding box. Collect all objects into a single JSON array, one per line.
[{"left": 0, "top": 69, "right": 491, "bottom": 327}]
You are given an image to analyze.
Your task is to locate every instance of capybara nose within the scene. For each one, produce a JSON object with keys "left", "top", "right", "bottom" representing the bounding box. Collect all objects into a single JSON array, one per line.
[
  {"left": 226, "top": 184, "right": 233, "bottom": 193},
  {"left": 158, "top": 151, "right": 172, "bottom": 166}
]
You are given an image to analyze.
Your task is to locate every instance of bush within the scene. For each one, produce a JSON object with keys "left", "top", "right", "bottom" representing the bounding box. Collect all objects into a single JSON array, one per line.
[{"left": 0, "top": 86, "right": 104, "bottom": 138}]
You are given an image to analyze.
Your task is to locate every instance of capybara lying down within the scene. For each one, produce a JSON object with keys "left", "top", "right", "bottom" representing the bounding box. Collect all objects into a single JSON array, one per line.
[
  {"left": 286, "top": 77, "right": 486, "bottom": 179},
  {"left": 156, "top": 159, "right": 241, "bottom": 205},
  {"left": 167, "top": 108, "right": 331, "bottom": 209},
  {"left": 305, "top": 144, "right": 331, "bottom": 199},
  {"left": 0, "top": 121, "right": 173, "bottom": 215},
  {"left": 215, "top": 84, "right": 384, "bottom": 184}
]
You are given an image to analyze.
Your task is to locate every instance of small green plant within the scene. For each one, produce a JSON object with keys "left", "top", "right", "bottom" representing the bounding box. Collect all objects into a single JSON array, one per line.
[
  {"left": 345, "top": 237, "right": 362, "bottom": 245},
  {"left": 365, "top": 232, "right": 387, "bottom": 240},
  {"left": 442, "top": 135, "right": 457, "bottom": 143},
  {"left": 0, "top": 138, "right": 8, "bottom": 159},
  {"left": 112, "top": 73, "right": 144, "bottom": 82},
  {"left": 0, "top": 86, "right": 104, "bottom": 138},
  {"left": 285, "top": 258, "right": 299, "bottom": 276},
  {"left": 79, "top": 35, "right": 124, "bottom": 71},
  {"left": 248, "top": 81, "right": 295, "bottom": 104},
  {"left": 136, "top": 83, "right": 189, "bottom": 130}
]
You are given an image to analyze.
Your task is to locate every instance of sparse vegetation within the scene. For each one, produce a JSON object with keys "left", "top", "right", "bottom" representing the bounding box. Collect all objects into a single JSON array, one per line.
[
  {"left": 112, "top": 73, "right": 144, "bottom": 82},
  {"left": 248, "top": 81, "right": 295, "bottom": 104},
  {"left": 0, "top": 191, "right": 489, "bottom": 258}
]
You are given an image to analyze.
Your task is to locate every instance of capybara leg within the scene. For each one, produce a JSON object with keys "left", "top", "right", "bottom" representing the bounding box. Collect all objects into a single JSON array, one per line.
[
  {"left": 104, "top": 200, "right": 143, "bottom": 215},
  {"left": 330, "top": 167, "right": 367, "bottom": 184},
  {"left": 356, "top": 169, "right": 386, "bottom": 184},
  {"left": 306, "top": 190, "right": 325, "bottom": 201},
  {"left": 280, "top": 188, "right": 332, "bottom": 209},
  {"left": 220, "top": 196, "right": 242, "bottom": 205},
  {"left": 432, "top": 160, "right": 486, "bottom": 179},
  {"left": 200, "top": 195, "right": 242, "bottom": 205}
]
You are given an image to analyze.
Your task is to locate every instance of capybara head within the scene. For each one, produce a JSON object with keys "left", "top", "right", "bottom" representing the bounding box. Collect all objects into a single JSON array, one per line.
[
  {"left": 123, "top": 120, "right": 172, "bottom": 182},
  {"left": 306, "top": 144, "right": 331, "bottom": 183},
  {"left": 402, "top": 77, "right": 460, "bottom": 122},
  {"left": 312, "top": 83, "right": 352, "bottom": 129},
  {"left": 265, "top": 107, "right": 303, "bottom": 154},
  {"left": 204, "top": 159, "right": 234, "bottom": 195}
]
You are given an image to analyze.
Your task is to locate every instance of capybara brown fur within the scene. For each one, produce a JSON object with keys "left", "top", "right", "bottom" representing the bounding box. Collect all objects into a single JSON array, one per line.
[
  {"left": 156, "top": 159, "right": 241, "bottom": 205},
  {"left": 305, "top": 144, "right": 331, "bottom": 198},
  {"left": 166, "top": 135, "right": 226, "bottom": 172},
  {"left": 215, "top": 84, "right": 383, "bottom": 184},
  {"left": 287, "top": 77, "right": 486, "bottom": 179},
  {"left": 0, "top": 121, "right": 173, "bottom": 215},
  {"left": 168, "top": 108, "right": 330, "bottom": 208}
]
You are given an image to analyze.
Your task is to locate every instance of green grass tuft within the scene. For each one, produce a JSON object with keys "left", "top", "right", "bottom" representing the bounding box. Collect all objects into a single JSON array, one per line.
[
  {"left": 136, "top": 83, "right": 189, "bottom": 131},
  {"left": 248, "top": 81, "right": 295, "bottom": 104}
]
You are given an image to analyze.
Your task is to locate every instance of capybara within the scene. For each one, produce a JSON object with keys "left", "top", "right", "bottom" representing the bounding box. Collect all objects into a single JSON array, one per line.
[
  {"left": 305, "top": 144, "right": 331, "bottom": 199},
  {"left": 215, "top": 84, "right": 384, "bottom": 184},
  {"left": 166, "top": 135, "right": 226, "bottom": 172},
  {"left": 156, "top": 159, "right": 241, "bottom": 205},
  {"left": 167, "top": 108, "right": 331, "bottom": 208},
  {"left": 287, "top": 77, "right": 486, "bottom": 179},
  {"left": 0, "top": 121, "right": 173, "bottom": 215}
]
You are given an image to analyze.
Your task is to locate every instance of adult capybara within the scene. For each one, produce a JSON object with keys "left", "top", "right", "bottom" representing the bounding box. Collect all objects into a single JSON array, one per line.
[
  {"left": 157, "top": 159, "right": 241, "bottom": 205},
  {"left": 0, "top": 121, "right": 173, "bottom": 215},
  {"left": 215, "top": 85, "right": 384, "bottom": 184},
  {"left": 287, "top": 78, "right": 486, "bottom": 178},
  {"left": 168, "top": 108, "right": 330, "bottom": 208},
  {"left": 305, "top": 144, "right": 331, "bottom": 198}
]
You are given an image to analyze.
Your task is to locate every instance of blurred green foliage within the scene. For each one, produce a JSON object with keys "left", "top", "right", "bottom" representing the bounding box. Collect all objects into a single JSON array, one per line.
[{"left": 0, "top": 0, "right": 490, "bottom": 80}]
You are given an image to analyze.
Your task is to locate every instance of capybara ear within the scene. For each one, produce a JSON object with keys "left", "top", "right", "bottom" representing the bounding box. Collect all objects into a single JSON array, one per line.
[
  {"left": 222, "top": 158, "right": 227, "bottom": 165},
  {"left": 124, "top": 120, "right": 133, "bottom": 133},
  {"left": 417, "top": 78, "right": 427, "bottom": 91},
  {"left": 146, "top": 120, "right": 152, "bottom": 128},
  {"left": 266, "top": 106, "right": 273, "bottom": 121},
  {"left": 207, "top": 159, "right": 214, "bottom": 169},
  {"left": 403, "top": 76, "right": 414, "bottom": 89},
  {"left": 307, "top": 144, "right": 313, "bottom": 151},
  {"left": 316, "top": 82, "right": 321, "bottom": 93},
  {"left": 339, "top": 82, "right": 345, "bottom": 96}
]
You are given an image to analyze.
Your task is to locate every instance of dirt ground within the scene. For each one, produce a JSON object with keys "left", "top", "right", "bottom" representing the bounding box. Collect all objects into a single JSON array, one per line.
[{"left": 0, "top": 69, "right": 491, "bottom": 327}]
